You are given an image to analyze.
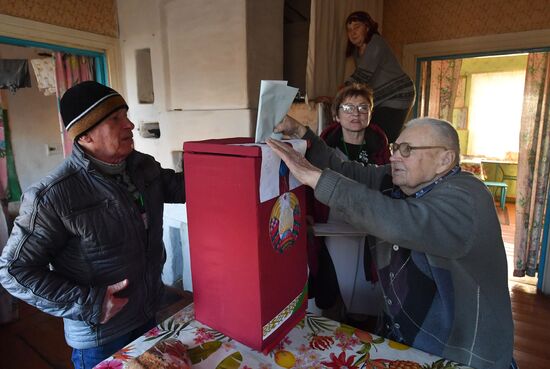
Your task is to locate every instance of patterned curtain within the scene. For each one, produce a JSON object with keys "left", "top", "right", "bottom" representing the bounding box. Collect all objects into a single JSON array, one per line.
[
  {"left": 514, "top": 52, "right": 550, "bottom": 277},
  {"left": 0, "top": 92, "right": 22, "bottom": 203},
  {"left": 54, "top": 52, "right": 95, "bottom": 156},
  {"left": 419, "top": 59, "right": 462, "bottom": 122}
]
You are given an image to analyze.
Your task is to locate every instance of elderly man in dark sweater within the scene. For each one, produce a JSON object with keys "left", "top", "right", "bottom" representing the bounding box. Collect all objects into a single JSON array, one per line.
[{"left": 267, "top": 117, "right": 514, "bottom": 369}]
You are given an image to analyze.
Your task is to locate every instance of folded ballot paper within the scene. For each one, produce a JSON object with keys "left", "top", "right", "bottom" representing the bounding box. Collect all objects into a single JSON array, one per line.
[{"left": 255, "top": 80, "right": 299, "bottom": 143}]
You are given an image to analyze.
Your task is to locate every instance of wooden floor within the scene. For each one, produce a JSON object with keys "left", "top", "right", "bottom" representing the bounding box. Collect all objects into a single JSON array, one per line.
[
  {"left": 1, "top": 203, "right": 549, "bottom": 368},
  {"left": 501, "top": 203, "right": 550, "bottom": 369},
  {"left": 0, "top": 287, "right": 193, "bottom": 369}
]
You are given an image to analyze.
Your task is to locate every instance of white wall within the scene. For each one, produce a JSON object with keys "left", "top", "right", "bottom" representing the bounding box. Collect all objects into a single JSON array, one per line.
[
  {"left": 117, "top": 0, "right": 284, "bottom": 169},
  {"left": 0, "top": 44, "right": 63, "bottom": 191},
  {"left": 117, "top": 0, "right": 284, "bottom": 291}
]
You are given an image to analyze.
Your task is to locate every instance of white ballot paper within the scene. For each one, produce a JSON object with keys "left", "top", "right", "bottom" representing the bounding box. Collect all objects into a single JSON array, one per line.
[
  {"left": 255, "top": 80, "right": 298, "bottom": 143},
  {"left": 233, "top": 140, "right": 307, "bottom": 203}
]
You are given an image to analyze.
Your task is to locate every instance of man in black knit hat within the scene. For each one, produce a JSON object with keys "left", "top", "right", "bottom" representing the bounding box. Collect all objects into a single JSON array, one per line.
[{"left": 0, "top": 81, "right": 185, "bottom": 369}]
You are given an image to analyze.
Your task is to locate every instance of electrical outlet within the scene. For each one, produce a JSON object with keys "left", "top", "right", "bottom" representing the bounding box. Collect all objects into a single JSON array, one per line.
[{"left": 45, "top": 144, "right": 62, "bottom": 156}]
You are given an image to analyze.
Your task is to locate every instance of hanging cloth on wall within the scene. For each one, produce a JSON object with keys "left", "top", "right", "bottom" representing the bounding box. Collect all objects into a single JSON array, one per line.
[
  {"left": 0, "top": 59, "right": 31, "bottom": 93},
  {"left": 0, "top": 92, "right": 19, "bottom": 323},
  {"left": 54, "top": 52, "right": 96, "bottom": 157},
  {"left": 30, "top": 58, "right": 57, "bottom": 96},
  {"left": 0, "top": 93, "right": 22, "bottom": 202}
]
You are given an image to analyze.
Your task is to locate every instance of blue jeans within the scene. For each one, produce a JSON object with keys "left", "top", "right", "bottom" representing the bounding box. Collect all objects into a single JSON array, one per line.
[{"left": 71, "top": 319, "right": 155, "bottom": 369}]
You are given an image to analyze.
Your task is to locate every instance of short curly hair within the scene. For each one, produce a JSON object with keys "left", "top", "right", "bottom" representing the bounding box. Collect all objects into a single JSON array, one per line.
[{"left": 331, "top": 83, "right": 374, "bottom": 120}]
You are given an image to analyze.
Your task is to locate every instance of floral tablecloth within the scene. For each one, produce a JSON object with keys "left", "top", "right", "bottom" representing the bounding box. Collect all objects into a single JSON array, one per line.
[{"left": 96, "top": 303, "right": 471, "bottom": 369}]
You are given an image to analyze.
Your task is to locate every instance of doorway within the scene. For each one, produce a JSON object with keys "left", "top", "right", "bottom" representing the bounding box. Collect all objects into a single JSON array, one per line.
[
  {"left": 413, "top": 47, "right": 550, "bottom": 291},
  {"left": 283, "top": 0, "right": 310, "bottom": 96},
  {"left": 0, "top": 12, "right": 120, "bottom": 204},
  {"left": 0, "top": 43, "right": 62, "bottom": 192},
  {"left": 0, "top": 37, "right": 108, "bottom": 188}
]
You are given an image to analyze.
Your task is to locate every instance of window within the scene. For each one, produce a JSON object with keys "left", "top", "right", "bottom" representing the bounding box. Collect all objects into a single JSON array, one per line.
[{"left": 467, "top": 70, "right": 525, "bottom": 159}]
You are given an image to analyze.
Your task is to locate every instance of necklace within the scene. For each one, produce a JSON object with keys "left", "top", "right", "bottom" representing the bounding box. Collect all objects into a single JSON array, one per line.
[{"left": 341, "top": 137, "right": 368, "bottom": 163}]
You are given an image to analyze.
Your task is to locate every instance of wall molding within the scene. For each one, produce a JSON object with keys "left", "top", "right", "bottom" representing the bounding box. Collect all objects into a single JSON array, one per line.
[
  {"left": 0, "top": 14, "right": 121, "bottom": 90},
  {"left": 402, "top": 28, "right": 550, "bottom": 82}
]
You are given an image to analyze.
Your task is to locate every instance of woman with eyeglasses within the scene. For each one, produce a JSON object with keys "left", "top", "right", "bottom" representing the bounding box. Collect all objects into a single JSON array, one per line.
[
  {"left": 344, "top": 11, "right": 415, "bottom": 143},
  {"left": 310, "top": 83, "right": 389, "bottom": 333},
  {"left": 322, "top": 83, "right": 389, "bottom": 166}
]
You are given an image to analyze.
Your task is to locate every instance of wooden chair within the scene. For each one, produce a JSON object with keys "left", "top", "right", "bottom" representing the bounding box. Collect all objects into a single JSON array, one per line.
[{"left": 480, "top": 161, "right": 507, "bottom": 210}]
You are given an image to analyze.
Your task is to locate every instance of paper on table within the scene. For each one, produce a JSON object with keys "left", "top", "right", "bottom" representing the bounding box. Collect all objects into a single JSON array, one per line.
[
  {"left": 312, "top": 222, "right": 368, "bottom": 237},
  {"left": 255, "top": 80, "right": 298, "bottom": 143}
]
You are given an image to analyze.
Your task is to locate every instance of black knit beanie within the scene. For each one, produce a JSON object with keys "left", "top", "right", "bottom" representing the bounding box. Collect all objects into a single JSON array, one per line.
[{"left": 60, "top": 81, "right": 128, "bottom": 141}]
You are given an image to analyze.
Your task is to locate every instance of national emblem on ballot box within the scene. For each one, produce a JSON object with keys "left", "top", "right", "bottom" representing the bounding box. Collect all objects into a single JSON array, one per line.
[{"left": 183, "top": 137, "right": 308, "bottom": 351}]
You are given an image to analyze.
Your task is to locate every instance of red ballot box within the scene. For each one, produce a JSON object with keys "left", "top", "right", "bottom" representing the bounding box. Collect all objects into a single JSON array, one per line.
[{"left": 183, "top": 137, "right": 308, "bottom": 352}]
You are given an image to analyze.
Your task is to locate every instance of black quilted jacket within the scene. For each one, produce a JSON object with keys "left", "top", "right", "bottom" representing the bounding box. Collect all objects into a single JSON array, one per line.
[{"left": 0, "top": 143, "right": 185, "bottom": 349}]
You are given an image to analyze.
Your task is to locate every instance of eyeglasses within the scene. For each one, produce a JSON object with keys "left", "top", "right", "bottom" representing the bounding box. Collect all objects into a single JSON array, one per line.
[
  {"left": 339, "top": 103, "right": 371, "bottom": 114},
  {"left": 389, "top": 142, "right": 448, "bottom": 158}
]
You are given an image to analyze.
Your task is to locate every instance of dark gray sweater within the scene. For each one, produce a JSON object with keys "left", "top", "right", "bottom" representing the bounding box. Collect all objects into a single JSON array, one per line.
[
  {"left": 306, "top": 129, "right": 513, "bottom": 369},
  {"left": 346, "top": 34, "right": 415, "bottom": 110}
]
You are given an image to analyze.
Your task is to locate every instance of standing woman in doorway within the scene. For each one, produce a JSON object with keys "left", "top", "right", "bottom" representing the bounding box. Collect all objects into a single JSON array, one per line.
[{"left": 345, "top": 11, "right": 415, "bottom": 143}]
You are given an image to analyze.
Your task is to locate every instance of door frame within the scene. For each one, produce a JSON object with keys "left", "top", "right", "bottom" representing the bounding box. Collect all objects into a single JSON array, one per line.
[
  {"left": 402, "top": 29, "right": 550, "bottom": 291},
  {"left": 0, "top": 13, "right": 122, "bottom": 182},
  {"left": 402, "top": 28, "right": 550, "bottom": 83},
  {"left": 0, "top": 35, "right": 109, "bottom": 85},
  {"left": 0, "top": 13, "right": 121, "bottom": 90}
]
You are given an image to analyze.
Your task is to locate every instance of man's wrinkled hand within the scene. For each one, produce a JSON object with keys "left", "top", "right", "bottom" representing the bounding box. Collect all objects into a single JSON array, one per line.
[
  {"left": 100, "top": 279, "right": 129, "bottom": 324},
  {"left": 273, "top": 115, "right": 308, "bottom": 139},
  {"left": 266, "top": 138, "right": 322, "bottom": 189}
]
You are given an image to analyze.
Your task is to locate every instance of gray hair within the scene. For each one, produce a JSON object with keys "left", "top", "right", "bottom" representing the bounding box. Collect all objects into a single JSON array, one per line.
[{"left": 404, "top": 117, "right": 460, "bottom": 165}]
